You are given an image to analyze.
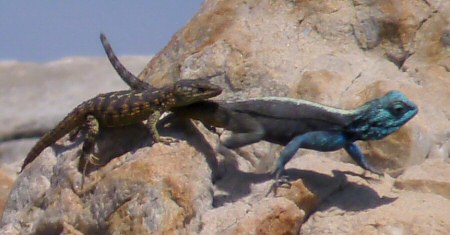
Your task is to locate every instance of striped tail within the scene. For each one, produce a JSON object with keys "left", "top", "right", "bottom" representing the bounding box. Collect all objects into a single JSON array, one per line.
[
  {"left": 20, "top": 107, "right": 87, "bottom": 172},
  {"left": 99, "top": 33, "right": 151, "bottom": 90}
]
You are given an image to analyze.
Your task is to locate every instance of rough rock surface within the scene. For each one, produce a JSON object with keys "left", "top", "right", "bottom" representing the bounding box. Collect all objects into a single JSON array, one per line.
[{"left": 2, "top": 0, "right": 450, "bottom": 234}]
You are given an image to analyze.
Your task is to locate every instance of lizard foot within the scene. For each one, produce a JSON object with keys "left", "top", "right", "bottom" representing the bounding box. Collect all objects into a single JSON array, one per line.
[
  {"left": 265, "top": 169, "right": 292, "bottom": 196},
  {"left": 363, "top": 168, "right": 384, "bottom": 183},
  {"left": 265, "top": 176, "right": 292, "bottom": 197},
  {"left": 88, "top": 155, "right": 101, "bottom": 166},
  {"left": 362, "top": 163, "right": 383, "bottom": 177},
  {"left": 157, "top": 136, "right": 178, "bottom": 145},
  {"left": 79, "top": 154, "right": 100, "bottom": 192},
  {"left": 367, "top": 168, "right": 383, "bottom": 176}
]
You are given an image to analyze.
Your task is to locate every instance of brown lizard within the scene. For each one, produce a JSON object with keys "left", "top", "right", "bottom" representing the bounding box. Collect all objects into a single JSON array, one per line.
[{"left": 20, "top": 75, "right": 222, "bottom": 174}]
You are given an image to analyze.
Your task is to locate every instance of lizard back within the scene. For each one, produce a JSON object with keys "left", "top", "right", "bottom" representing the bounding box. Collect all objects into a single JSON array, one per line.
[{"left": 220, "top": 98, "right": 358, "bottom": 145}]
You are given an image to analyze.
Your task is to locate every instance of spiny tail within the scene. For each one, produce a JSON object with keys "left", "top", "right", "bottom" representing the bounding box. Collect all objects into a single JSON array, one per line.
[
  {"left": 20, "top": 107, "right": 87, "bottom": 172},
  {"left": 99, "top": 33, "right": 152, "bottom": 90}
]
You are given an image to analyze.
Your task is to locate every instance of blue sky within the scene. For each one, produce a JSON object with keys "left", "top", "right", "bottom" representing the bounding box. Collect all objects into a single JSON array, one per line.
[{"left": 0, "top": 1, "right": 203, "bottom": 62}]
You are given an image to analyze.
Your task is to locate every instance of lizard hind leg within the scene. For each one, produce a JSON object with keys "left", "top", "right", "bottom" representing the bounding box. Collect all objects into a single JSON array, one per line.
[
  {"left": 221, "top": 114, "right": 265, "bottom": 149},
  {"left": 78, "top": 115, "right": 100, "bottom": 189}
]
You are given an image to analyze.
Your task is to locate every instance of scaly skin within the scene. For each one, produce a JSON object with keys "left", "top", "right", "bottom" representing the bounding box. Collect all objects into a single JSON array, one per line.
[
  {"left": 20, "top": 77, "right": 222, "bottom": 173},
  {"left": 169, "top": 94, "right": 417, "bottom": 179},
  {"left": 101, "top": 33, "right": 418, "bottom": 186},
  {"left": 100, "top": 33, "right": 150, "bottom": 91}
]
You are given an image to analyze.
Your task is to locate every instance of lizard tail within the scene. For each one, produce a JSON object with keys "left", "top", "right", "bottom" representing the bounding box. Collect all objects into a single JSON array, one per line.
[
  {"left": 99, "top": 33, "right": 151, "bottom": 90},
  {"left": 20, "top": 106, "right": 87, "bottom": 173}
]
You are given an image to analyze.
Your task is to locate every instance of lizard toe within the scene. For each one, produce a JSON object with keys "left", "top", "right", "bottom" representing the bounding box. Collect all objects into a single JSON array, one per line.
[
  {"left": 157, "top": 136, "right": 178, "bottom": 145},
  {"left": 88, "top": 155, "right": 101, "bottom": 166},
  {"left": 265, "top": 176, "right": 292, "bottom": 197}
]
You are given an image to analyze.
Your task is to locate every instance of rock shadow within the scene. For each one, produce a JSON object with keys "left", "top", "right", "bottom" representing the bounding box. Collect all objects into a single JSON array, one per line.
[{"left": 212, "top": 166, "right": 396, "bottom": 212}]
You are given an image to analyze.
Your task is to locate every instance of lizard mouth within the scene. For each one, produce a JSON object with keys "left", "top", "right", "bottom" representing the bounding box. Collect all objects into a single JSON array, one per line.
[
  {"left": 206, "top": 88, "right": 222, "bottom": 97},
  {"left": 198, "top": 85, "right": 222, "bottom": 99}
]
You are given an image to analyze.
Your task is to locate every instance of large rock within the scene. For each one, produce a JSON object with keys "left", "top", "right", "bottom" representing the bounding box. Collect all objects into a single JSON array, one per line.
[
  {"left": 0, "top": 171, "right": 13, "bottom": 218},
  {"left": 2, "top": 0, "right": 450, "bottom": 234},
  {"left": 1, "top": 139, "right": 214, "bottom": 234},
  {"left": 299, "top": 158, "right": 450, "bottom": 234}
]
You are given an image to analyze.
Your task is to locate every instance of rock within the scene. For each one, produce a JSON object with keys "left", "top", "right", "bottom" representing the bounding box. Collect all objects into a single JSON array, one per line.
[
  {"left": 301, "top": 190, "right": 450, "bottom": 234},
  {"left": 292, "top": 70, "right": 348, "bottom": 106},
  {"left": 200, "top": 198, "right": 303, "bottom": 235},
  {"left": 353, "top": 16, "right": 381, "bottom": 50},
  {"left": 0, "top": 171, "right": 14, "bottom": 217},
  {"left": 442, "top": 29, "right": 450, "bottom": 47},
  {"left": 0, "top": 139, "right": 37, "bottom": 178},
  {"left": 1, "top": 142, "right": 214, "bottom": 234},
  {"left": 275, "top": 179, "right": 320, "bottom": 215},
  {"left": 3, "top": 0, "right": 450, "bottom": 234},
  {"left": 394, "top": 158, "right": 450, "bottom": 199},
  {"left": 227, "top": 198, "right": 303, "bottom": 235}
]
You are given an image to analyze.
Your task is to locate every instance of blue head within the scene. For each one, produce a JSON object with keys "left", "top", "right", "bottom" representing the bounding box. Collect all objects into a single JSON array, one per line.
[{"left": 349, "top": 90, "right": 418, "bottom": 140}]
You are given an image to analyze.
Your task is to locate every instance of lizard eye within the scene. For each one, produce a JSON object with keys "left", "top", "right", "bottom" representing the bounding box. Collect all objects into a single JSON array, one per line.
[{"left": 389, "top": 102, "right": 406, "bottom": 116}]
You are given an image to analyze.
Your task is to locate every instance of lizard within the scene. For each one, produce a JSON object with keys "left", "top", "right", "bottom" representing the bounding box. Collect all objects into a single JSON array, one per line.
[
  {"left": 100, "top": 33, "right": 418, "bottom": 185},
  {"left": 20, "top": 72, "right": 222, "bottom": 175}
]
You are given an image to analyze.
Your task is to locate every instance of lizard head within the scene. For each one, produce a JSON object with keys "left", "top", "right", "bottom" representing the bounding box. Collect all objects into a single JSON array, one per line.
[
  {"left": 350, "top": 90, "right": 418, "bottom": 140},
  {"left": 171, "top": 78, "right": 222, "bottom": 106}
]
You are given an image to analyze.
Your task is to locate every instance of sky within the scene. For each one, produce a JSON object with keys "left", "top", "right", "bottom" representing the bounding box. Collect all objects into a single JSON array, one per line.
[{"left": 0, "top": 1, "right": 204, "bottom": 62}]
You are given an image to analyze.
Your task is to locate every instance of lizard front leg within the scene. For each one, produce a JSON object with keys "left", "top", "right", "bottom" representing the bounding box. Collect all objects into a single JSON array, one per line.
[
  {"left": 273, "top": 131, "right": 349, "bottom": 185},
  {"left": 77, "top": 115, "right": 100, "bottom": 190},
  {"left": 344, "top": 143, "right": 382, "bottom": 175},
  {"left": 273, "top": 131, "right": 380, "bottom": 186},
  {"left": 147, "top": 110, "right": 177, "bottom": 144}
]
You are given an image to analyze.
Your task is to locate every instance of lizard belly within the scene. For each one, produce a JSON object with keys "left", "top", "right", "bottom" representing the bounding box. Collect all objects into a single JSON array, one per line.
[
  {"left": 256, "top": 117, "right": 344, "bottom": 146},
  {"left": 96, "top": 109, "right": 153, "bottom": 127}
]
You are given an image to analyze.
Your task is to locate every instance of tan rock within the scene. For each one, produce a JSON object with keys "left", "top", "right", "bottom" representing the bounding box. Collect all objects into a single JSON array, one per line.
[
  {"left": 0, "top": 139, "right": 37, "bottom": 179},
  {"left": 1, "top": 142, "right": 214, "bottom": 234},
  {"left": 274, "top": 179, "right": 320, "bottom": 215},
  {"left": 200, "top": 197, "right": 303, "bottom": 235},
  {"left": 292, "top": 70, "right": 349, "bottom": 106},
  {"left": 394, "top": 158, "right": 450, "bottom": 199},
  {"left": 0, "top": 171, "right": 13, "bottom": 218},
  {"left": 301, "top": 191, "right": 450, "bottom": 234},
  {"left": 230, "top": 198, "right": 303, "bottom": 235}
]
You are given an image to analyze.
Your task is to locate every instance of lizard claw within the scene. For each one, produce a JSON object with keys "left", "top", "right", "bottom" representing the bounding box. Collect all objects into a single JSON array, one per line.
[
  {"left": 364, "top": 164, "right": 383, "bottom": 176},
  {"left": 364, "top": 167, "right": 384, "bottom": 183},
  {"left": 265, "top": 168, "right": 292, "bottom": 196},
  {"left": 265, "top": 175, "right": 292, "bottom": 197},
  {"left": 157, "top": 136, "right": 178, "bottom": 145},
  {"left": 88, "top": 155, "right": 101, "bottom": 166}
]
